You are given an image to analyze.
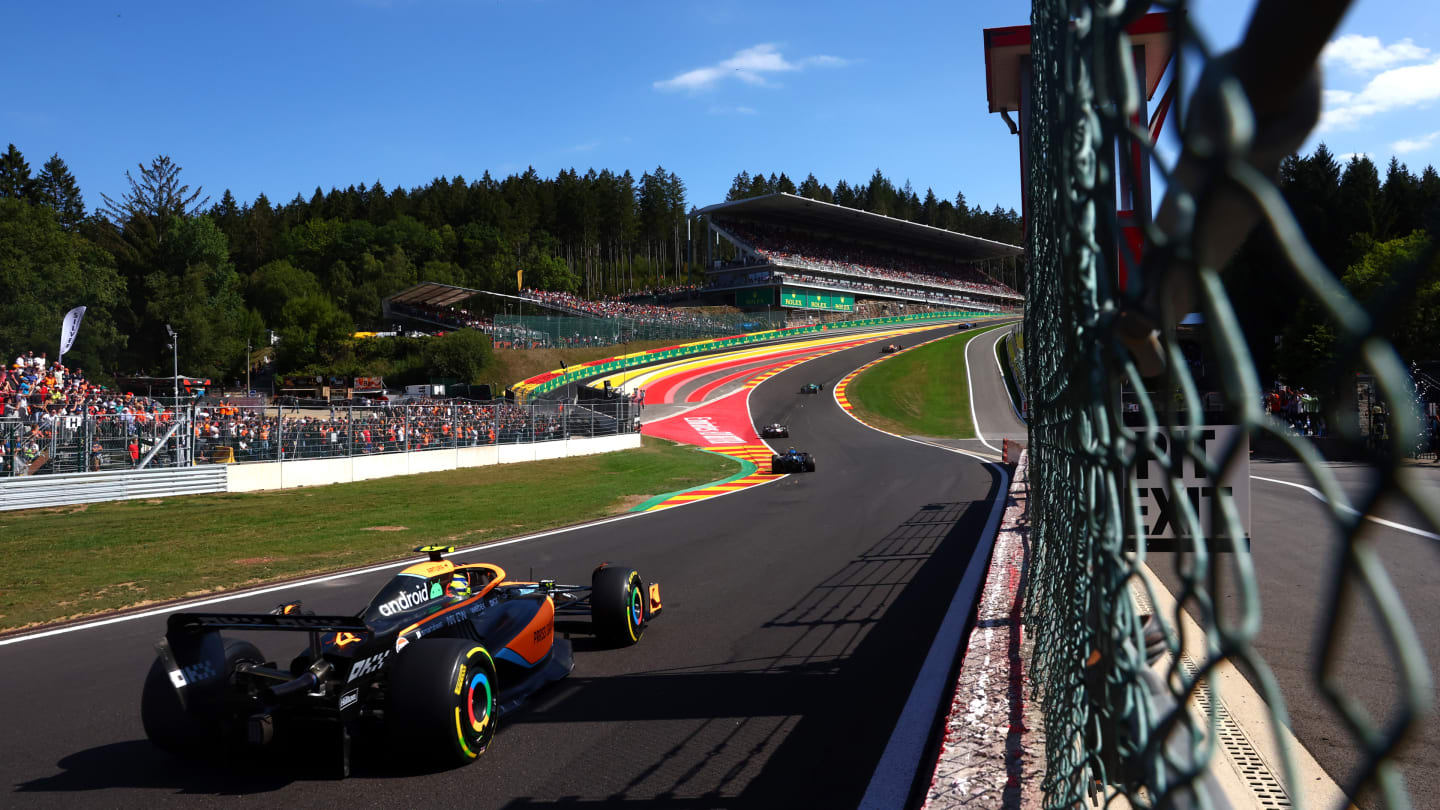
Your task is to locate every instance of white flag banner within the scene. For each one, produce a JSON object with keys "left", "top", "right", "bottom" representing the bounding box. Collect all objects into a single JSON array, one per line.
[{"left": 59, "top": 306, "right": 87, "bottom": 360}]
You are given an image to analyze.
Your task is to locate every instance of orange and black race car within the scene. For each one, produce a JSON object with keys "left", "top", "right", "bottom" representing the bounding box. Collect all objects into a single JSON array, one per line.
[
  {"left": 141, "top": 545, "right": 661, "bottom": 776},
  {"left": 881, "top": 343, "right": 902, "bottom": 353}
]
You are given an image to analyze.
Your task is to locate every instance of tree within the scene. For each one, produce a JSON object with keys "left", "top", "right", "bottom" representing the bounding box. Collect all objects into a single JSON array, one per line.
[
  {"left": 1381, "top": 157, "right": 1422, "bottom": 239},
  {"left": 98, "top": 155, "right": 210, "bottom": 226},
  {"left": 0, "top": 144, "right": 34, "bottom": 201},
  {"left": 34, "top": 153, "right": 85, "bottom": 230},
  {"left": 247, "top": 259, "right": 323, "bottom": 325},
  {"left": 775, "top": 172, "right": 797, "bottom": 194},
  {"left": 1339, "top": 231, "right": 1439, "bottom": 364},
  {"left": 0, "top": 198, "right": 126, "bottom": 372},
  {"left": 1338, "top": 154, "right": 1381, "bottom": 263},
  {"left": 865, "top": 169, "right": 894, "bottom": 216},
  {"left": 141, "top": 216, "right": 253, "bottom": 379},
  {"left": 275, "top": 294, "right": 354, "bottom": 370},
  {"left": 423, "top": 328, "right": 493, "bottom": 382}
]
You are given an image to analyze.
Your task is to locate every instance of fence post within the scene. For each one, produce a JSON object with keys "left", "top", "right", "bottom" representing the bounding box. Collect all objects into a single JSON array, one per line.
[
  {"left": 348, "top": 404, "right": 353, "bottom": 457},
  {"left": 276, "top": 403, "right": 283, "bottom": 462}
]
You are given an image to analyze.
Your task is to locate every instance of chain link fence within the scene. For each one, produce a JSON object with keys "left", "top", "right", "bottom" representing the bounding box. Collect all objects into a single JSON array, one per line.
[
  {"left": 2, "top": 411, "right": 194, "bottom": 476},
  {"left": 1023, "top": 0, "right": 1438, "bottom": 807},
  {"left": 2, "top": 399, "right": 636, "bottom": 474}
]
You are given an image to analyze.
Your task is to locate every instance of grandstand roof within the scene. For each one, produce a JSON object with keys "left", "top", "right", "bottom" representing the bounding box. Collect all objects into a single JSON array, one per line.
[
  {"left": 386, "top": 282, "right": 482, "bottom": 309},
  {"left": 385, "top": 282, "right": 525, "bottom": 309},
  {"left": 696, "top": 193, "right": 1024, "bottom": 260}
]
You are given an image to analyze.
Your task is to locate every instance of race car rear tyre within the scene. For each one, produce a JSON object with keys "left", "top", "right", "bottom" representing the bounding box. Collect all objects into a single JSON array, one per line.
[
  {"left": 592, "top": 565, "right": 647, "bottom": 647},
  {"left": 141, "top": 638, "right": 264, "bottom": 755},
  {"left": 805, "top": 458, "right": 816, "bottom": 472},
  {"left": 387, "top": 639, "right": 498, "bottom": 766}
]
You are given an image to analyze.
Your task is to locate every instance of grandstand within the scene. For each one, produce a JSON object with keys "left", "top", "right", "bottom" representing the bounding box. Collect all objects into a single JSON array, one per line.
[
  {"left": 697, "top": 193, "right": 1025, "bottom": 314},
  {"left": 382, "top": 282, "right": 786, "bottom": 349}
]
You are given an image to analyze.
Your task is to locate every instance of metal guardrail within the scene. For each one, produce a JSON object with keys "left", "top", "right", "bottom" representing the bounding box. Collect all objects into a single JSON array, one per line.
[
  {"left": 0, "top": 466, "right": 227, "bottom": 512},
  {"left": 1024, "top": 0, "right": 1438, "bottom": 807}
]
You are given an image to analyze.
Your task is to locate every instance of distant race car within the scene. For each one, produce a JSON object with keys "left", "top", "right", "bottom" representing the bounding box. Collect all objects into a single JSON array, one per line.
[
  {"left": 771, "top": 447, "right": 816, "bottom": 473},
  {"left": 958, "top": 322, "right": 975, "bottom": 330},
  {"left": 140, "top": 545, "right": 661, "bottom": 776},
  {"left": 761, "top": 423, "right": 789, "bottom": 439},
  {"left": 799, "top": 383, "right": 823, "bottom": 395},
  {"left": 881, "top": 343, "right": 902, "bottom": 354}
]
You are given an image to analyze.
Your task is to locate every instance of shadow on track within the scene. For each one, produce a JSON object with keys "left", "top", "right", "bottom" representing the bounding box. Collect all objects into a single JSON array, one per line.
[{"left": 497, "top": 485, "right": 1003, "bottom": 807}]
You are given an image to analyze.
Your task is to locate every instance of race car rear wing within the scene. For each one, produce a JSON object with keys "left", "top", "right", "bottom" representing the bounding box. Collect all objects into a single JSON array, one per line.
[
  {"left": 166, "top": 611, "right": 370, "bottom": 635},
  {"left": 159, "top": 610, "right": 371, "bottom": 712}
]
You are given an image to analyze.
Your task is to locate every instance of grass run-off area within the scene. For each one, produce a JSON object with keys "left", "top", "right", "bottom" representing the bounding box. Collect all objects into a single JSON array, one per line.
[
  {"left": 845, "top": 324, "right": 1007, "bottom": 438},
  {"left": 0, "top": 437, "right": 735, "bottom": 633}
]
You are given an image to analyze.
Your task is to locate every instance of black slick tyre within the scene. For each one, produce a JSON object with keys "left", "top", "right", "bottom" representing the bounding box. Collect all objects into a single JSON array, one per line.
[
  {"left": 141, "top": 638, "right": 263, "bottom": 755},
  {"left": 592, "top": 565, "right": 647, "bottom": 647},
  {"left": 387, "top": 638, "right": 498, "bottom": 766}
]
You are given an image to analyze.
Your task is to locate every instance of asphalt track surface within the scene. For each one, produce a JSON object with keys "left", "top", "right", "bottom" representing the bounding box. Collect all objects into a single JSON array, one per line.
[
  {"left": 1148, "top": 459, "right": 1440, "bottom": 807},
  {"left": 2, "top": 324, "right": 1002, "bottom": 809}
]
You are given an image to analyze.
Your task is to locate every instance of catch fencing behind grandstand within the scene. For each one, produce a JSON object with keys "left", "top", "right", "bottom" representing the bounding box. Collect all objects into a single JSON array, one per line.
[
  {"left": 490, "top": 309, "right": 787, "bottom": 349},
  {"left": 1024, "top": 0, "right": 1437, "bottom": 807},
  {"left": 2, "top": 399, "right": 637, "bottom": 478}
]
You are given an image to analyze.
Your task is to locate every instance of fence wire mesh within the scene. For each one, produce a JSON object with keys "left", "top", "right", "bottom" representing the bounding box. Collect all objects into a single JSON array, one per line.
[
  {"left": 2, "top": 399, "right": 637, "bottom": 475},
  {"left": 1022, "top": 0, "right": 1438, "bottom": 807}
]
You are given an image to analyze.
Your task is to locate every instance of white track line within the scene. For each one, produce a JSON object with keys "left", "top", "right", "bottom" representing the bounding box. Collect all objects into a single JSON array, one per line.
[
  {"left": 965, "top": 325, "right": 1006, "bottom": 456},
  {"left": 1251, "top": 475, "right": 1440, "bottom": 541},
  {"left": 830, "top": 351, "right": 1013, "bottom": 809},
  {"left": 992, "top": 328, "right": 1027, "bottom": 425}
]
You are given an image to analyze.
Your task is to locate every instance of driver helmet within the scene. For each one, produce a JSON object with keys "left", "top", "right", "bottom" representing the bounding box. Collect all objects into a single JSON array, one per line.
[{"left": 447, "top": 572, "right": 471, "bottom": 602}]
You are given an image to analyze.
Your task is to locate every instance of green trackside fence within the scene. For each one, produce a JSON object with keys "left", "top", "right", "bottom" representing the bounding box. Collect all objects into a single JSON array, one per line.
[
  {"left": 513, "top": 309, "right": 999, "bottom": 400},
  {"left": 1024, "top": 0, "right": 1438, "bottom": 807}
]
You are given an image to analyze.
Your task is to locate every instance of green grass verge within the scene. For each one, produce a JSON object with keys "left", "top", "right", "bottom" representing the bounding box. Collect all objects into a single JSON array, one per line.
[
  {"left": 845, "top": 324, "right": 1008, "bottom": 438},
  {"left": 0, "top": 436, "right": 736, "bottom": 632}
]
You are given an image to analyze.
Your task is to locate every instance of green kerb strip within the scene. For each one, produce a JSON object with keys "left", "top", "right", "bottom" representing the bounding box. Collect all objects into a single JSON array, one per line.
[{"left": 631, "top": 452, "right": 756, "bottom": 511}]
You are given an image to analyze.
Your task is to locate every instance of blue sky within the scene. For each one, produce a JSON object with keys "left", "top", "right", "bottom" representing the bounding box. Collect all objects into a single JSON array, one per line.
[{"left": 6, "top": 1, "right": 1438, "bottom": 220}]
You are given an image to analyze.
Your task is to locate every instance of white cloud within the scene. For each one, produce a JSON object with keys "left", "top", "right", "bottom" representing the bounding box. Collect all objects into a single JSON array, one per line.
[
  {"left": 1320, "top": 56, "right": 1440, "bottom": 129},
  {"left": 708, "top": 104, "right": 758, "bottom": 116},
  {"left": 565, "top": 141, "right": 600, "bottom": 153},
  {"left": 1392, "top": 130, "right": 1440, "bottom": 153},
  {"left": 654, "top": 43, "right": 847, "bottom": 92},
  {"left": 1323, "top": 34, "right": 1429, "bottom": 73}
]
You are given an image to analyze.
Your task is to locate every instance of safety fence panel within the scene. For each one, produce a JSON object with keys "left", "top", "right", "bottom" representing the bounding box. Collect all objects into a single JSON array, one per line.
[
  {"left": 2, "top": 412, "right": 194, "bottom": 477},
  {"left": 1023, "top": 1, "right": 1437, "bottom": 808},
  {"left": 0, "top": 466, "right": 227, "bottom": 512},
  {"left": 191, "top": 400, "right": 637, "bottom": 465}
]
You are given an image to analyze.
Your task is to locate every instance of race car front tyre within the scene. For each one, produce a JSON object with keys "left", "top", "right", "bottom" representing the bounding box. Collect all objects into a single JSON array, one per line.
[
  {"left": 387, "top": 638, "right": 498, "bottom": 766},
  {"left": 141, "top": 637, "right": 264, "bottom": 755},
  {"left": 592, "top": 565, "right": 647, "bottom": 647}
]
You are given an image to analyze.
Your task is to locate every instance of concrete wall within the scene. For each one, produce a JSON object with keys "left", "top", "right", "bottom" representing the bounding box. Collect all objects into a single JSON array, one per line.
[{"left": 225, "top": 433, "right": 642, "bottom": 493}]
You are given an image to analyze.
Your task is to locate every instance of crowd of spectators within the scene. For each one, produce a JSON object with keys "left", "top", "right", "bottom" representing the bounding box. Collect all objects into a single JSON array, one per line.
[
  {"left": 521, "top": 288, "right": 737, "bottom": 330},
  {"left": 191, "top": 398, "right": 631, "bottom": 462},
  {"left": 714, "top": 219, "right": 1019, "bottom": 299},
  {"left": 2, "top": 350, "right": 182, "bottom": 475},
  {"left": 1267, "top": 383, "right": 1324, "bottom": 436},
  {"left": 776, "top": 271, "right": 998, "bottom": 312}
]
